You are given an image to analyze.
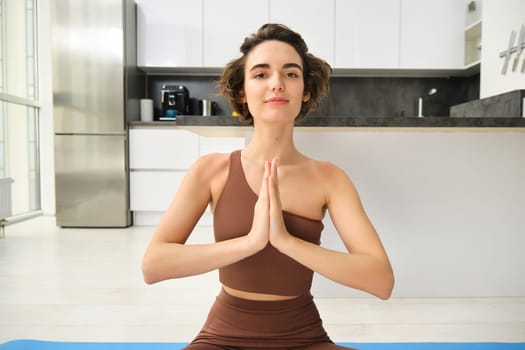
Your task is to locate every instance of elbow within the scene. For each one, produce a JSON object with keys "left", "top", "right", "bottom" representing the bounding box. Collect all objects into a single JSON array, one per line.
[
  {"left": 377, "top": 270, "right": 395, "bottom": 300},
  {"left": 142, "top": 272, "right": 157, "bottom": 285},
  {"left": 377, "top": 284, "right": 394, "bottom": 300},
  {"left": 141, "top": 256, "right": 160, "bottom": 285}
]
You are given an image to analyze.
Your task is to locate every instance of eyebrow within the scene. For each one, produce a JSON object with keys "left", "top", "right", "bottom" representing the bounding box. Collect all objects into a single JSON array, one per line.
[{"left": 249, "top": 63, "right": 303, "bottom": 71}]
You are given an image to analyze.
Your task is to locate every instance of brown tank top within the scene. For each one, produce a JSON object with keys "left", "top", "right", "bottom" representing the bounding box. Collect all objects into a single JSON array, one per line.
[{"left": 213, "top": 150, "right": 324, "bottom": 295}]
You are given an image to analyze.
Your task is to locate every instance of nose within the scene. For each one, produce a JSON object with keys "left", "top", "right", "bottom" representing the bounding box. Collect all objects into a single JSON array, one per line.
[{"left": 270, "top": 74, "right": 285, "bottom": 92}]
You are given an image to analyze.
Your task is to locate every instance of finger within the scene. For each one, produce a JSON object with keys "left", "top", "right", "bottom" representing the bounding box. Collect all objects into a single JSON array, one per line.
[
  {"left": 259, "top": 160, "right": 270, "bottom": 200},
  {"left": 269, "top": 160, "right": 282, "bottom": 213},
  {"left": 270, "top": 158, "right": 280, "bottom": 198},
  {"left": 265, "top": 159, "right": 272, "bottom": 179}
]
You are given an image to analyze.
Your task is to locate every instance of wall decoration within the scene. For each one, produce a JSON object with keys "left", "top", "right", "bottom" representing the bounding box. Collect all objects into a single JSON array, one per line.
[{"left": 499, "top": 24, "right": 525, "bottom": 74}]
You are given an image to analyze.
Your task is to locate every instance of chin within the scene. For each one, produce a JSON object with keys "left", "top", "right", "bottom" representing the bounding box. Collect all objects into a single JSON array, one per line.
[{"left": 259, "top": 109, "right": 300, "bottom": 123}]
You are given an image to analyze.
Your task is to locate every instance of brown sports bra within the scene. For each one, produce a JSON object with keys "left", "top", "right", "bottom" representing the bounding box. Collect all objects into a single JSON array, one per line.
[{"left": 213, "top": 150, "right": 324, "bottom": 295}]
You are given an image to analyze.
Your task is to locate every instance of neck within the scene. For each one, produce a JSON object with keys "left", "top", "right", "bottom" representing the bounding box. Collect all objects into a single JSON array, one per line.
[{"left": 244, "top": 121, "right": 298, "bottom": 163}]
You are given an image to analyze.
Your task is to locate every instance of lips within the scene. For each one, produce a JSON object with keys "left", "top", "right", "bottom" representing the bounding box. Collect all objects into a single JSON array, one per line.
[{"left": 265, "top": 97, "right": 289, "bottom": 103}]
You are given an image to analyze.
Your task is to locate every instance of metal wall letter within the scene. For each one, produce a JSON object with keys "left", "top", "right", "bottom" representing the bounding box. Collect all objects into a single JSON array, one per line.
[
  {"left": 512, "top": 25, "right": 525, "bottom": 72},
  {"left": 500, "top": 30, "right": 516, "bottom": 74},
  {"left": 499, "top": 25, "right": 525, "bottom": 75}
]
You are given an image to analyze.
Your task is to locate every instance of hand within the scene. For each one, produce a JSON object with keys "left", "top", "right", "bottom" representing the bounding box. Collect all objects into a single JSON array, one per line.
[
  {"left": 268, "top": 158, "right": 292, "bottom": 251},
  {"left": 247, "top": 160, "right": 270, "bottom": 252}
]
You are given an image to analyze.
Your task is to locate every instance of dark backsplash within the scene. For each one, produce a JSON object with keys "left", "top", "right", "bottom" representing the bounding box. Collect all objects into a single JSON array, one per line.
[
  {"left": 314, "top": 75, "right": 480, "bottom": 117},
  {"left": 146, "top": 74, "right": 480, "bottom": 118}
]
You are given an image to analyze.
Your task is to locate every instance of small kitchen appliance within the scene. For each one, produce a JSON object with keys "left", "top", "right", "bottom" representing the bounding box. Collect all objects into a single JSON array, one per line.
[{"left": 160, "top": 85, "right": 189, "bottom": 118}]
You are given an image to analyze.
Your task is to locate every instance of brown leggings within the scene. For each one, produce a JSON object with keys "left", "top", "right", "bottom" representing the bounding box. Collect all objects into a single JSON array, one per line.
[
  {"left": 184, "top": 344, "right": 350, "bottom": 350},
  {"left": 183, "top": 288, "right": 353, "bottom": 350}
]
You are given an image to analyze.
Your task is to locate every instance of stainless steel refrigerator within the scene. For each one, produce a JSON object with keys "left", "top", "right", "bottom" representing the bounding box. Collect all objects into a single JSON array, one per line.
[{"left": 51, "top": 0, "right": 144, "bottom": 227}]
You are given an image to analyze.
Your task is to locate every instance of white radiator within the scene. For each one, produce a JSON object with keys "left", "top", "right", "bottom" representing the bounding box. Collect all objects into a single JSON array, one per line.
[{"left": 0, "top": 177, "right": 14, "bottom": 221}]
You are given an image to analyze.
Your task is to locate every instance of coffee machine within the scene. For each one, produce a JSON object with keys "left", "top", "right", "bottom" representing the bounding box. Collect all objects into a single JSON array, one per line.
[{"left": 160, "top": 85, "right": 189, "bottom": 118}]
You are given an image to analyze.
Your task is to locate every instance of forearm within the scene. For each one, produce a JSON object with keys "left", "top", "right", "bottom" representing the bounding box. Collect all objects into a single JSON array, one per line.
[
  {"left": 142, "top": 236, "right": 256, "bottom": 284},
  {"left": 278, "top": 237, "right": 394, "bottom": 299}
]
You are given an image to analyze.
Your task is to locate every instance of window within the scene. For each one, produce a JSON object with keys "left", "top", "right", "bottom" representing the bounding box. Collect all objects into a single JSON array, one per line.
[{"left": 0, "top": 0, "right": 40, "bottom": 218}]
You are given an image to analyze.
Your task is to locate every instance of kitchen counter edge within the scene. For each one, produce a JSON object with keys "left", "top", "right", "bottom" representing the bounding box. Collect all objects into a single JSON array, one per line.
[{"left": 130, "top": 115, "right": 525, "bottom": 129}]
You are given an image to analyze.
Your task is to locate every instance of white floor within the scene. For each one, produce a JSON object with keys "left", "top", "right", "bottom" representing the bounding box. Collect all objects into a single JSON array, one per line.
[{"left": 0, "top": 216, "right": 524, "bottom": 344}]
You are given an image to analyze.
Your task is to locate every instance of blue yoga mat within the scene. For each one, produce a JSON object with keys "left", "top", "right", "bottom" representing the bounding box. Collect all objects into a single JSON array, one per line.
[{"left": 1, "top": 340, "right": 525, "bottom": 350}]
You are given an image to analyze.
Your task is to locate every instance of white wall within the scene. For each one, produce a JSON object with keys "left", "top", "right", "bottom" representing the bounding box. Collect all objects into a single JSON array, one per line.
[
  {"left": 291, "top": 129, "right": 525, "bottom": 298},
  {"left": 480, "top": 0, "right": 525, "bottom": 98}
]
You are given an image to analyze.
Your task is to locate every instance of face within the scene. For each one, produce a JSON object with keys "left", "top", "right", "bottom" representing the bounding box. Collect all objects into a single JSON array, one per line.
[{"left": 241, "top": 40, "right": 310, "bottom": 124}]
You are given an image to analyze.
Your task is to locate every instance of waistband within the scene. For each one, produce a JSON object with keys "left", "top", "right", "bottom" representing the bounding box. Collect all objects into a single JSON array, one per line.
[
  {"left": 189, "top": 287, "right": 332, "bottom": 348},
  {"left": 217, "top": 287, "right": 314, "bottom": 311}
]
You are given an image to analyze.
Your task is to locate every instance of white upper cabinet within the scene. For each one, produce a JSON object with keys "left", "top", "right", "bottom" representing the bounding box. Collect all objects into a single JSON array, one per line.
[
  {"left": 136, "top": 0, "right": 203, "bottom": 67},
  {"left": 399, "top": 0, "right": 465, "bottom": 69},
  {"left": 136, "top": 0, "right": 468, "bottom": 73},
  {"left": 203, "top": 0, "right": 269, "bottom": 67},
  {"left": 269, "top": 0, "right": 335, "bottom": 67},
  {"left": 334, "top": 0, "right": 400, "bottom": 69}
]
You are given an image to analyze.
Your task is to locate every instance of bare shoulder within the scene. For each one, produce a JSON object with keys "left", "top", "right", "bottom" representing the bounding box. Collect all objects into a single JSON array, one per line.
[
  {"left": 307, "top": 158, "right": 357, "bottom": 202},
  {"left": 191, "top": 152, "right": 232, "bottom": 205},
  {"left": 186, "top": 152, "right": 230, "bottom": 182},
  {"left": 308, "top": 158, "right": 351, "bottom": 184},
  {"left": 191, "top": 152, "right": 230, "bottom": 174}
]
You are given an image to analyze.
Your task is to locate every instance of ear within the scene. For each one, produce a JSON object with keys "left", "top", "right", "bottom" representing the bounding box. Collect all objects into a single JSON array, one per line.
[
  {"left": 238, "top": 89, "right": 247, "bottom": 104},
  {"left": 303, "top": 92, "right": 311, "bottom": 102}
]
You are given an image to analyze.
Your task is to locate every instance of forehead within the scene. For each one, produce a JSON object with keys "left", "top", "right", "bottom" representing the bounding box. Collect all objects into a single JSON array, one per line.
[{"left": 245, "top": 40, "right": 303, "bottom": 68}]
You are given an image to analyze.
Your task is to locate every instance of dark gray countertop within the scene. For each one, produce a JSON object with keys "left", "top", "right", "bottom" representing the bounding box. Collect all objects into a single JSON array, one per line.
[{"left": 130, "top": 115, "right": 525, "bottom": 128}]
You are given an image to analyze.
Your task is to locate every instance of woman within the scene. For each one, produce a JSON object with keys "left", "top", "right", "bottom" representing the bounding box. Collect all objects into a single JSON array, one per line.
[{"left": 142, "top": 23, "right": 394, "bottom": 350}]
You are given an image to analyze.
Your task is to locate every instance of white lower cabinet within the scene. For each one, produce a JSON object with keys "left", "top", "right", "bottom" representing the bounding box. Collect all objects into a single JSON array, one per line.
[
  {"left": 129, "top": 129, "right": 199, "bottom": 170},
  {"left": 199, "top": 135, "right": 246, "bottom": 156},
  {"left": 130, "top": 171, "right": 185, "bottom": 212},
  {"left": 129, "top": 127, "right": 246, "bottom": 226}
]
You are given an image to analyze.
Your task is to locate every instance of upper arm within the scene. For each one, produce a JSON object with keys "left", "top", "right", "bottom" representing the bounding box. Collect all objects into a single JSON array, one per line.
[
  {"left": 150, "top": 153, "right": 226, "bottom": 245},
  {"left": 324, "top": 163, "right": 389, "bottom": 260}
]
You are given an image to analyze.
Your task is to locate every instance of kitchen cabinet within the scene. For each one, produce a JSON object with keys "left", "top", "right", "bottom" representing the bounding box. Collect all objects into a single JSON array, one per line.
[
  {"left": 136, "top": 0, "right": 473, "bottom": 74},
  {"left": 269, "top": 0, "right": 335, "bottom": 67},
  {"left": 334, "top": 0, "right": 400, "bottom": 69},
  {"left": 129, "top": 129, "right": 199, "bottom": 169},
  {"left": 399, "top": 0, "right": 465, "bottom": 69},
  {"left": 136, "top": 0, "right": 203, "bottom": 67},
  {"left": 199, "top": 135, "right": 245, "bottom": 156},
  {"left": 203, "top": 0, "right": 269, "bottom": 67},
  {"left": 129, "top": 127, "right": 245, "bottom": 226},
  {"left": 129, "top": 128, "right": 199, "bottom": 224},
  {"left": 130, "top": 171, "right": 186, "bottom": 212}
]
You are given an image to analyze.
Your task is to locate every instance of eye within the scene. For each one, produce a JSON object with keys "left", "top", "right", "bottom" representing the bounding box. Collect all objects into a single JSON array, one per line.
[
  {"left": 285, "top": 71, "right": 300, "bottom": 78},
  {"left": 253, "top": 72, "right": 265, "bottom": 79}
]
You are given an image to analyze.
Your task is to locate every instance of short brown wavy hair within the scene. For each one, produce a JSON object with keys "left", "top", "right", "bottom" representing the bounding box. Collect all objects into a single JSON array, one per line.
[{"left": 216, "top": 23, "right": 332, "bottom": 125}]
